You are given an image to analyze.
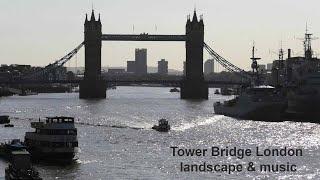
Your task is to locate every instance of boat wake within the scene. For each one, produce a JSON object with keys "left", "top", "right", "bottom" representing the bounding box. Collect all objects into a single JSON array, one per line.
[
  {"left": 75, "top": 122, "right": 145, "bottom": 130},
  {"left": 172, "top": 115, "right": 225, "bottom": 131}
]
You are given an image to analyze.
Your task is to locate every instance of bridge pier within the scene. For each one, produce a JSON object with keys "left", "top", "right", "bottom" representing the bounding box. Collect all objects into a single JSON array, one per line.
[
  {"left": 79, "top": 79, "right": 106, "bottom": 98},
  {"left": 181, "top": 11, "right": 208, "bottom": 99},
  {"left": 79, "top": 10, "right": 106, "bottom": 99},
  {"left": 181, "top": 80, "right": 208, "bottom": 99}
]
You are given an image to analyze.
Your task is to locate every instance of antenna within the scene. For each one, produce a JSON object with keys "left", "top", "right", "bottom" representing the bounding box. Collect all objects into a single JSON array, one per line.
[{"left": 279, "top": 40, "right": 284, "bottom": 61}]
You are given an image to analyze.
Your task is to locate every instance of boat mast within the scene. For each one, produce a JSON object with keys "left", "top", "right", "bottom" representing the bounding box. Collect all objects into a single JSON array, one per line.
[
  {"left": 250, "top": 42, "right": 261, "bottom": 85},
  {"left": 304, "top": 23, "right": 316, "bottom": 60}
]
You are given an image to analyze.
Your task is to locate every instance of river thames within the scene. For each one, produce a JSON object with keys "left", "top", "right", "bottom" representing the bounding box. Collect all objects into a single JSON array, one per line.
[{"left": 0, "top": 86, "right": 319, "bottom": 179}]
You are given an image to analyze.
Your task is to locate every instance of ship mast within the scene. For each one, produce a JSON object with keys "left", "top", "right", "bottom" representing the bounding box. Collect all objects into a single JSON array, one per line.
[
  {"left": 304, "top": 23, "right": 317, "bottom": 60},
  {"left": 250, "top": 42, "right": 261, "bottom": 85}
]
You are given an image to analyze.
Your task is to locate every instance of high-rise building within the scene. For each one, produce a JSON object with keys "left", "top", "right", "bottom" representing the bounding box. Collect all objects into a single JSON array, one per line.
[
  {"left": 204, "top": 59, "right": 214, "bottom": 75},
  {"left": 158, "top": 59, "right": 168, "bottom": 75},
  {"left": 135, "top": 48, "right": 147, "bottom": 75},
  {"left": 183, "top": 61, "right": 186, "bottom": 76},
  {"left": 267, "top": 63, "right": 273, "bottom": 71},
  {"left": 127, "top": 61, "right": 135, "bottom": 73}
]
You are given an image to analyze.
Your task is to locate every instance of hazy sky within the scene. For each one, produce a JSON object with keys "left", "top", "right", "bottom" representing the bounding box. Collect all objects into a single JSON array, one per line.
[{"left": 1, "top": 0, "right": 320, "bottom": 71}]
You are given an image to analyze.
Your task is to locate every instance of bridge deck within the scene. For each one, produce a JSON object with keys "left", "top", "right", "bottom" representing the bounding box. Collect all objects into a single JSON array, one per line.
[
  {"left": 101, "top": 34, "right": 186, "bottom": 41},
  {"left": 1, "top": 79, "right": 247, "bottom": 86}
]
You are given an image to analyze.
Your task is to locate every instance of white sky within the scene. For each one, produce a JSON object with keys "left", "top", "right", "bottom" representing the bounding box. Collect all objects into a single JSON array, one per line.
[{"left": 1, "top": 0, "right": 320, "bottom": 70}]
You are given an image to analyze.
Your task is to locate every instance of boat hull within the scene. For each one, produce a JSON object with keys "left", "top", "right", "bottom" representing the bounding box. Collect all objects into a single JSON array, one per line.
[
  {"left": 284, "top": 92, "right": 320, "bottom": 122},
  {"left": 214, "top": 102, "right": 287, "bottom": 121},
  {"left": 27, "top": 148, "right": 76, "bottom": 163}
]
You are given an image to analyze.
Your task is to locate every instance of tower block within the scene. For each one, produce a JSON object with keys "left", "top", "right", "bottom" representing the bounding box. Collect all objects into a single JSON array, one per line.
[
  {"left": 181, "top": 11, "right": 208, "bottom": 99},
  {"left": 80, "top": 10, "right": 106, "bottom": 99}
]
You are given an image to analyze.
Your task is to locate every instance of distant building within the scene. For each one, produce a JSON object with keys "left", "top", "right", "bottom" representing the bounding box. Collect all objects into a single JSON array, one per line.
[
  {"left": 127, "top": 61, "right": 135, "bottom": 73},
  {"left": 267, "top": 63, "right": 273, "bottom": 71},
  {"left": 204, "top": 59, "right": 214, "bottom": 75},
  {"left": 158, "top": 59, "right": 168, "bottom": 75},
  {"left": 135, "top": 48, "right": 147, "bottom": 75},
  {"left": 108, "top": 68, "right": 125, "bottom": 74},
  {"left": 258, "top": 64, "right": 266, "bottom": 72}
]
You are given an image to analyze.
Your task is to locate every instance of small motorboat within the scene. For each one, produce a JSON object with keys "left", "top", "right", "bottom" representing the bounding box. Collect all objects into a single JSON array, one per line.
[
  {"left": 170, "top": 87, "right": 180, "bottom": 93},
  {"left": 0, "top": 115, "right": 10, "bottom": 124},
  {"left": 152, "top": 119, "right": 170, "bottom": 132},
  {"left": 0, "top": 139, "right": 27, "bottom": 160},
  {"left": 214, "top": 89, "right": 220, "bottom": 94},
  {"left": 4, "top": 124, "right": 14, "bottom": 128},
  {"left": 5, "top": 150, "right": 42, "bottom": 180}
]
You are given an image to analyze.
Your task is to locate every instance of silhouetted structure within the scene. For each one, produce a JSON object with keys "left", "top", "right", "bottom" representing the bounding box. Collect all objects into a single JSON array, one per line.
[
  {"left": 135, "top": 49, "right": 147, "bottom": 75},
  {"left": 127, "top": 61, "right": 135, "bottom": 73},
  {"left": 79, "top": 10, "right": 207, "bottom": 99},
  {"left": 158, "top": 59, "right": 168, "bottom": 75},
  {"left": 181, "top": 11, "right": 208, "bottom": 99},
  {"left": 80, "top": 10, "right": 106, "bottom": 98},
  {"left": 204, "top": 59, "right": 214, "bottom": 75}
]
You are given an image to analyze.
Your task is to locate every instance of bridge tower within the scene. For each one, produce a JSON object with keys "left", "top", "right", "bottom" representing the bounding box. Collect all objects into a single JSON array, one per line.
[
  {"left": 181, "top": 11, "right": 208, "bottom": 99},
  {"left": 80, "top": 10, "right": 106, "bottom": 99}
]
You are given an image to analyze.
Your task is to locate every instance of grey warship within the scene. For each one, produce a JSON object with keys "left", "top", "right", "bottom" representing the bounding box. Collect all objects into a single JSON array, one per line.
[{"left": 214, "top": 45, "right": 287, "bottom": 121}]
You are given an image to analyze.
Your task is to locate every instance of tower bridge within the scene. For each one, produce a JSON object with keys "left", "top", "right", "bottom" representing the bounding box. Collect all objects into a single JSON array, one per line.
[
  {"left": 80, "top": 10, "right": 208, "bottom": 99},
  {"left": 15, "top": 10, "right": 250, "bottom": 99}
]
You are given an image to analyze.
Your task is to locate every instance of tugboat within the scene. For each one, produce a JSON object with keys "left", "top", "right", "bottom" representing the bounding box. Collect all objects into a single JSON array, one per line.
[
  {"left": 0, "top": 139, "right": 27, "bottom": 160},
  {"left": 5, "top": 151, "right": 42, "bottom": 180},
  {"left": 0, "top": 115, "right": 10, "bottom": 124},
  {"left": 24, "top": 117, "right": 78, "bottom": 163},
  {"left": 214, "top": 45, "right": 287, "bottom": 121},
  {"left": 152, "top": 119, "right": 171, "bottom": 132},
  {"left": 170, "top": 87, "right": 180, "bottom": 92}
]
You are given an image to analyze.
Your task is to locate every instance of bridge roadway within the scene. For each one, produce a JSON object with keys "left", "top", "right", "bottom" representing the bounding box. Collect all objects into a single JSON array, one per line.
[
  {"left": 101, "top": 34, "right": 186, "bottom": 41},
  {"left": 0, "top": 79, "right": 247, "bottom": 87}
]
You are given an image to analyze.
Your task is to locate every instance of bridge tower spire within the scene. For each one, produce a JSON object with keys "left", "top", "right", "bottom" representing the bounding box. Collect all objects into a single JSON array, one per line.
[
  {"left": 181, "top": 10, "right": 208, "bottom": 99},
  {"left": 80, "top": 10, "right": 106, "bottom": 99}
]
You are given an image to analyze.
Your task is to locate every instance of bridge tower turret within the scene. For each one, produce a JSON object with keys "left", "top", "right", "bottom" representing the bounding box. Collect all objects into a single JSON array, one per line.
[
  {"left": 181, "top": 11, "right": 208, "bottom": 99},
  {"left": 80, "top": 10, "right": 106, "bottom": 99}
]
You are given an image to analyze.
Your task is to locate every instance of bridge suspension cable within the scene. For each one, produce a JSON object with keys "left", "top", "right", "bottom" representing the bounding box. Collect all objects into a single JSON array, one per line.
[
  {"left": 24, "top": 42, "right": 84, "bottom": 80},
  {"left": 203, "top": 42, "right": 251, "bottom": 79}
]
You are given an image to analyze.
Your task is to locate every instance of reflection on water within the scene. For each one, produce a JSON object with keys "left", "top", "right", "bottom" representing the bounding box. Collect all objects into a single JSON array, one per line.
[{"left": 0, "top": 87, "right": 319, "bottom": 179}]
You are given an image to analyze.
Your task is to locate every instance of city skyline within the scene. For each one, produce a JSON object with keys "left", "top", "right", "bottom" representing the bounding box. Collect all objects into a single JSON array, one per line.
[{"left": 1, "top": 0, "right": 320, "bottom": 71}]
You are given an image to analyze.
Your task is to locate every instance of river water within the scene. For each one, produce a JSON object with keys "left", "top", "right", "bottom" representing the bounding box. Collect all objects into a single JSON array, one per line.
[{"left": 0, "top": 86, "right": 319, "bottom": 179}]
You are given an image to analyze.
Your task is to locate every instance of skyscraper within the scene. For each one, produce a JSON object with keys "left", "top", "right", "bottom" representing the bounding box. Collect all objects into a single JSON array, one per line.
[
  {"left": 204, "top": 59, "right": 214, "bottom": 75},
  {"left": 135, "top": 48, "right": 147, "bottom": 75},
  {"left": 158, "top": 59, "right": 168, "bottom": 75}
]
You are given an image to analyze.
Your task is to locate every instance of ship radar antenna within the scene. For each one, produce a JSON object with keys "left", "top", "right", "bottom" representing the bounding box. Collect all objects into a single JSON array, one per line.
[
  {"left": 279, "top": 40, "right": 284, "bottom": 61},
  {"left": 250, "top": 41, "right": 261, "bottom": 85},
  {"left": 303, "top": 23, "right": 318, "bottom": 59}
]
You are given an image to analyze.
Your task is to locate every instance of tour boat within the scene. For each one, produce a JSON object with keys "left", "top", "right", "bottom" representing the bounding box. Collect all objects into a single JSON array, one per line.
[{"left": 24, "top": 117, "right": 78, "bottom": 163}]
